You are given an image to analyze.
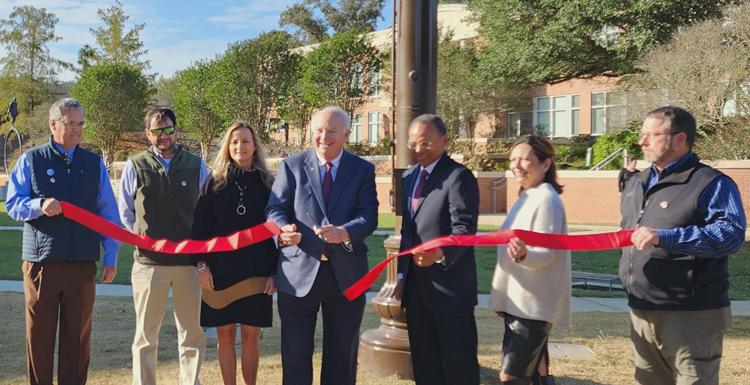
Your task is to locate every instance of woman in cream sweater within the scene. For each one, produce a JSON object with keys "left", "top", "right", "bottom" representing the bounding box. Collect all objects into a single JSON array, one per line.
[{"left": 489, "top": 135, "right": 571, "bottom": 385}]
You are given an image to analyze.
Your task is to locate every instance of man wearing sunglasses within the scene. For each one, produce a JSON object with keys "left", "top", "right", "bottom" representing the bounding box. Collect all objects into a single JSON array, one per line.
[{"left": 118, "top": 107, "right": 209, "bottom": 385}]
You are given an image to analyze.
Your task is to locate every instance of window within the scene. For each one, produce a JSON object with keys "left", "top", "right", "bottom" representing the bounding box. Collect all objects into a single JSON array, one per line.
[
  {"left": 591, "top": 91, "right": 626, "bottom": 135},
  {"left": 533, "top": 94, "right": 580, "bottom": 137},
  {"left": 368, "top": 112, "right": 380, "bottom": 143},
  {"left": 349, "top": 113, "right": 361, "bottom": 143},
  {"left": 368, "top": 70, "right": 381, "bottom": 97},
  {"left": 507, "top": 112, "right": 533, "bottom": 138}
]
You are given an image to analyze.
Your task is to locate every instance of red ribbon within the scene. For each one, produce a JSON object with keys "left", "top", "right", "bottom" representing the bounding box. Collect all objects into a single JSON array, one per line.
[
  {"left": 60, "top": 201, "right": 281, "bottom": 254},
  {"left": 342, "top": 229, "right": 634, "bottom": 301}
]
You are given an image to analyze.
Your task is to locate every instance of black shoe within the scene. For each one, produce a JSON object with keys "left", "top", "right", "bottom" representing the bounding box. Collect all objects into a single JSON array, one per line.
[{"left": 535, "top": 375, "right": 556, "bottom": 385}]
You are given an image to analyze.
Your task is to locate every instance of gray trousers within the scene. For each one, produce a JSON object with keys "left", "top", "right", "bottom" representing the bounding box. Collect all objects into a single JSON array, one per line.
[{"left": 629, "top": 306, "right": 731, "bottom": 385}]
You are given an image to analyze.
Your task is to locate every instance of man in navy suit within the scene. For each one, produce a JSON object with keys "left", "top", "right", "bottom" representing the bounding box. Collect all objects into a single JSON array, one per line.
[
  {"left": 396, "top": 114, "right": 480, "bottom": 385},
  {"left": 266, "top": 106, "right": 378, "bottom": 385}
]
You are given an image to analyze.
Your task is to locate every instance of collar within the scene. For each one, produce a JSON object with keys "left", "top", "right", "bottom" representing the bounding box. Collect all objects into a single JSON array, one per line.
[
  {"left": 650, "top": 151, "right": 695, "bottom": 180},
  {"left": 150, "top": 145, "right": 180, "bottom": 161},
  {"left": 50, "top": 137, "right": 76, "bottom": 160},
  {"left": 419, "top": 157, "right": 440, "bottom": 175},
  {"left": 316, "top": 149, "right": 343, "bottom": 168}
]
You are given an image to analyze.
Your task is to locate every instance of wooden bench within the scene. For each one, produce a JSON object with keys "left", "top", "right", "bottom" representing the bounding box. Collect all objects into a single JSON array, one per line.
[{"left": 571, "top": 271, "right": 623, "bottom": 291}]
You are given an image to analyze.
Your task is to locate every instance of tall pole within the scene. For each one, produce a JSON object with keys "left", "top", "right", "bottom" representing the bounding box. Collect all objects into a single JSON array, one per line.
[{"left": 359, "top": 0, "right": 438, "bottom": 379}]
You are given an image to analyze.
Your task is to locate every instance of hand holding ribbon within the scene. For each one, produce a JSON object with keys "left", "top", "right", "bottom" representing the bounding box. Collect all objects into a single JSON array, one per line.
[{"left": 342, "top": 229, "right": 634, "bottom": 301}]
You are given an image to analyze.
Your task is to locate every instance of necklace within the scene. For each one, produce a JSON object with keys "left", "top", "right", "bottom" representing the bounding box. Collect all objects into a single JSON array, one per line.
[{"left": 234, "top": 180, "right": 248, "bottom": 216}]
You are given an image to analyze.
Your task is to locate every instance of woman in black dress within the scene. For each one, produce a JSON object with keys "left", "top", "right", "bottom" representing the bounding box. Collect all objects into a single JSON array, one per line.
[{"left": 192, "top": 121, "right": 277, "bottom": 385}]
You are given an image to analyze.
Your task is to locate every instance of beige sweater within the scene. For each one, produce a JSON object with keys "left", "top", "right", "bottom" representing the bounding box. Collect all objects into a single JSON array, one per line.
[{"left": 488, "top": 183, "right": 572, "bottom": 328}]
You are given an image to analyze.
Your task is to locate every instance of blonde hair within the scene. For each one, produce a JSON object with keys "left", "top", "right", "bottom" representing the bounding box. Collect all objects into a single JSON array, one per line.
[{"left": 211, "top": 121, "right": 273, "bottom": 192}]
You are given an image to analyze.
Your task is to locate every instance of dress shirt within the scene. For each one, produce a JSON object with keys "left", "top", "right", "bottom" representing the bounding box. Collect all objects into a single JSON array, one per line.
[
  {"left": 5, "top": 141, "right": 121, "bottom": 267},
  {"left": 316, "top": 149, "right": 343, "bottom": 182},
  {"left": 646, "top": 152, "right": 746, "bottom": 257},
  {"left": 410, "top": 158, "right": 439, "bottom": 199}
]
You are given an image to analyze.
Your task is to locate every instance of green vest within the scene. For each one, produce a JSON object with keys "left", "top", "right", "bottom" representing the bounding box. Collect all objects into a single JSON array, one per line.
[{"left": 132, "top": 147, "right": 202, "bottom": 265}]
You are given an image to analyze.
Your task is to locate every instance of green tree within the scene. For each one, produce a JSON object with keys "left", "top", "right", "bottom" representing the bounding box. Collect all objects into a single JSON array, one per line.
[
  {"left": 85, "top": 0, "right": 149, "bottom": 70},
  {"left": 280, "top": 0, "right": 384, "bottom": 44},
  {"left": 0, "top": 5, "right": 69, "bottom": 115},
  {"left": 468, "top": 0, "right": 739, "bottom": 84},
  {"left": 208, "top": 31, "right": 301, "bottom": 141},
  {"left": 627, "top": 2, "right": 750, "bottom": 160},
  {"left": 278, "top": 70, "right": 316, "bottom": 146},
  {"left": 173, "top": 61, "right": 223, "bottom": 160},
  {"left": 299, "top": 30, "right": 385, "bottom": 118},
  {"left": 438, "top": 35, "right": 522, "bottom": 143},
  {"left": 71, "top": 63, "right": 150, "bottom": 165}
]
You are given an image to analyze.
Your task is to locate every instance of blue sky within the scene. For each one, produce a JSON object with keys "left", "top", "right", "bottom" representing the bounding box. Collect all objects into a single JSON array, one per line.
[{"left": 0, "top": 0, "right": 394, "bottom": 82}]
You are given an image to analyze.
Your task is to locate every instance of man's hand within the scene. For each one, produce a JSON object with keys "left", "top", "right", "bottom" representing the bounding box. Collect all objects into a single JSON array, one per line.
[
  {"left": 631, "top": 226, "right": 660, "bottom": 250},
  {"left": 395, "top": 279, "right": 404, "bottom": 300},
  {"left": 506, "top": 237, "right": 528, "bottom": 263},
  {"left": 412, "top": 247, "right": 444, "bottom": 268},
  {"left": 41, "top": 198, "right": 62, "bottom": 217},
  {"left": 279, "top": 224, "right": 302, "bottom": 246},
  {"left": 100, "top": 266, "right": 117, "bottom": 284},
  {"left": 264, "top": 276, "right": 277, "bottom": 296},
  {"left": 316, "top": 225, "right": 349, "bottom": 244},
  {"left": 197, "top": 263, "right": 214, "bottom": 291}
]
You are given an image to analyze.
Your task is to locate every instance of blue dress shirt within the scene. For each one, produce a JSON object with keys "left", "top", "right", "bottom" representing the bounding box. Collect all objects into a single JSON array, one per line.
[
  {"left": 647, "top": 152, "right": 746, "bottom": 258},
  {"left": 5, "top": 141, "right": 122, "bottom": 267}
]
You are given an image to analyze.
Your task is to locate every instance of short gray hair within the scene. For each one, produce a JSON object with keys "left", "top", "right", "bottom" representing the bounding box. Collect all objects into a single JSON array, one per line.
[
  {"left": 312, "top": 106, "right": 351, "bottom": 130},
  {"left": 49, "top": 98, "right": 84, "bottom": 120},
  {"left": 410, "top": 114, "right": 447, "bottom": 135}
]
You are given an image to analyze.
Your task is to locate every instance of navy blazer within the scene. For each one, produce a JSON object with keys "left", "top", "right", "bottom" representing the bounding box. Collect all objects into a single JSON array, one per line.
[
  {"left": 266, "top": 149, "right": 379, "bottom": 297},
  {"left": 398, "top": 153, "right": 479, "bottom": 312}
]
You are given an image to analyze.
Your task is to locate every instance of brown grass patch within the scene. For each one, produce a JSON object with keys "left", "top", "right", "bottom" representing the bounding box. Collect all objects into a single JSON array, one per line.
[{"left": 0, "top": 293, "right": 748, "bottom": 384}]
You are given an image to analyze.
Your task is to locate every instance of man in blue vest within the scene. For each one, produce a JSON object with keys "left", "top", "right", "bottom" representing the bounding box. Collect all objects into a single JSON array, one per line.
[
  {"left": 5, "top": 97, "right": 121, "bottom": 385},
  {"left": 621, "top": 106, "right": 746, "bottom": 385}
]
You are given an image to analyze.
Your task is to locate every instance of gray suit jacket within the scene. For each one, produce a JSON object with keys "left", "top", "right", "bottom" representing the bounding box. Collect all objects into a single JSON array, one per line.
[{"left": 266, "top": 149, "right": 378, "bottom": 297}]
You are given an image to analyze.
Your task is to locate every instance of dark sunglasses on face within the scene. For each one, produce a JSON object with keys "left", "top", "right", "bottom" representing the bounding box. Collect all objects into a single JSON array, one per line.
[{"left": 149, "top": 126, "right": 176, "bottom": 136}]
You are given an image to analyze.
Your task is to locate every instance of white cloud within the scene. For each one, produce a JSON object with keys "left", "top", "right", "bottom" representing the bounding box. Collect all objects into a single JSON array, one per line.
[{"left": 147, "top": 37, "right": 229, "bottom": 78}]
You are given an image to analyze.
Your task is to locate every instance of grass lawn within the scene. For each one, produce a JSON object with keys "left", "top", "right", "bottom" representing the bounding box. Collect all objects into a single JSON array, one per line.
[
  {"left": 0, "top": 204, "right": 21, "bottom": 226},
  {"left": 0, "top": 293, "right": 748, "bottom": 384}
]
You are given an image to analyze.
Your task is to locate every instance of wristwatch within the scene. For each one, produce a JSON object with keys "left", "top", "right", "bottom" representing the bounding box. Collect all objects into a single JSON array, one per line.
[{"left": 435, "top": 255, "right": 446, "bottom": 265}]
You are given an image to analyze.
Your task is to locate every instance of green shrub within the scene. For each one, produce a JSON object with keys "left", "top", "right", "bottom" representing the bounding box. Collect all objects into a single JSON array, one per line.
[{"left": 591, "top": 125, "right": 641, "bottom": 169}]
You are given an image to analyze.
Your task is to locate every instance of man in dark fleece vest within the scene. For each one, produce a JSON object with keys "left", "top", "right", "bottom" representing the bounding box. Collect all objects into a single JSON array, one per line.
[
  {"left": 118, "top": 107, "right": 209, "bottom": 385},
  {"left": 621, "top": 106, "right": 746, "bottom": 385},
  {"left": 5, "top": 97, "right": 121, "bottom": 385}
]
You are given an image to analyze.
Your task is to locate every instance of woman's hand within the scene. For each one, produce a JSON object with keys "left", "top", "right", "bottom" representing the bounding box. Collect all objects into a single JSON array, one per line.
[
  {"left": 197, "top": 263, "right": 214, "bottom": 291},
  {"left": 506, "top": 237, "right": 527, "bottom": 262},
  {"left": 264, "top": 276, "right": 277, "bottom": 296}
]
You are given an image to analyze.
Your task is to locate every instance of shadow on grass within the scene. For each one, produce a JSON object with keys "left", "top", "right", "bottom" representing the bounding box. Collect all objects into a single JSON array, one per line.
[{"left": 480, "top": 366, "right": 608, "bottom": 385}]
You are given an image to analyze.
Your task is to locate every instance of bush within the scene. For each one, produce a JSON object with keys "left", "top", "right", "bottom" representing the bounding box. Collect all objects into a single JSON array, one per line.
[
  {"left": 591, "top": 124, "right": 641, "bottom": 169},
  {"left": 345, "top": 137, "right": 392, "bottom": 156},
  {"left": 696, "top": 116, "right": 750, "bottom": 160}
]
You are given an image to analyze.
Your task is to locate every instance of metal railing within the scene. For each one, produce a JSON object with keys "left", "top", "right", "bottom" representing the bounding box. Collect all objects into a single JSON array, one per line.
[
  {"left": 490, "top": 177, "right": 507, "bottom": 213},
  {"left": 589, "top": 147, "right": 628, "bottom": 171}
]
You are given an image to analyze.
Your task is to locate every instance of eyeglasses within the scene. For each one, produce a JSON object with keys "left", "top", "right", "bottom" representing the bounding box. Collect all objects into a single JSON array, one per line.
[
  {"left": 638, "top": 131, "right": 676, "bottom": 140},
  {"left": 58, "top": 119, "right": 85, "bottom": 129},
  {"left": 149, "top": 126, "right": 176, "bottom": 136},
  {"left": 406, "top": 141, "right": 434, "bottom": 150}
]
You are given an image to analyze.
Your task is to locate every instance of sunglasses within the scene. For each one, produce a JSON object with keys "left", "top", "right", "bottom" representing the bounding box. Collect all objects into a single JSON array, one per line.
[{"left": 149, "top": 126, "right": 176, "bottom": 136}]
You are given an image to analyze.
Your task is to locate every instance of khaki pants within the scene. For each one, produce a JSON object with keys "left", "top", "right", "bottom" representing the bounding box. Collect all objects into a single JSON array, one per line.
[
  {"left": 630, "top": 307, "right": 731, "bottom": 385},
  {"left": 23, "top": 261, "right": 96, "bottom": 385},
  {"left": 131, "top": 262, "right": 205, "bottom": 385}
]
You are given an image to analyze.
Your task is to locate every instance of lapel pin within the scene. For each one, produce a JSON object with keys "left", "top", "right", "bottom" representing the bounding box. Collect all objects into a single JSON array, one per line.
[
  {"left": 46, "top": 169, "right": 54, "bottom": 176},
  {"left": 181, "top": 181, "right": 187, "bottom": 187},
  {"left": 49, "top": 177, "right": 55, "bottom": 183},
  {"left": 660, "top": 201, "right": 669, "bottom": 209}
]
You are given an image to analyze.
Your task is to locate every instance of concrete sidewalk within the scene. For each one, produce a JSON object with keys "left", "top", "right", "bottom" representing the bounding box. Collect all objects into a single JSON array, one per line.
[{"left": 1, "top": 280, "right": 748, "bottom": 315}]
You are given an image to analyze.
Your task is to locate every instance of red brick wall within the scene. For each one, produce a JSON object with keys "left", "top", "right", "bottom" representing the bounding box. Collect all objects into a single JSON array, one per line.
[{"left": 506, "top": 164, "right": 750, "bottom": 225}]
